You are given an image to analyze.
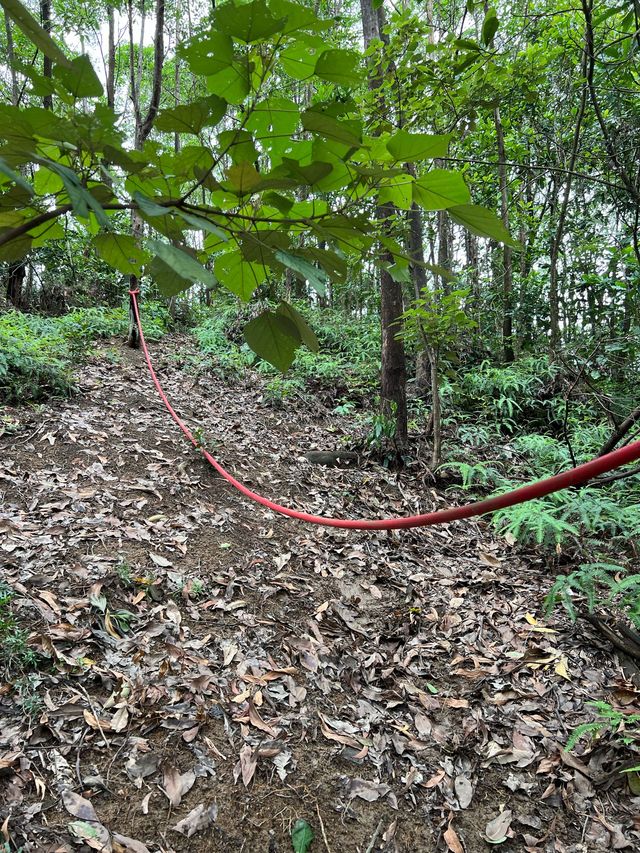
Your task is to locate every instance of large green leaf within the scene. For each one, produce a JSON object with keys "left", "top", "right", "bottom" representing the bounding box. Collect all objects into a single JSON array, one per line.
[
  {"left": 148, "top": 256, "right": 192, "bottom": 297},
  {"left": 93, "top": 233, "right": 149, "bottom": 276},
  {"left": 38, "top": 159, "right": 109, "bottom": 227},
  {"left": 448, "top": 204, "right": 520, "bottom": 248},
  {"left": 277, "top": 302, "right": 318, "bottom": 352},
  {"left": 53, "top": 55, "right": 103, "bottom": 99},
  {"left": 302, "top": 109, "right": 362, "bottom": 147},
  {"left": 214, "top": 250, "right": 267, "bottom": 301},
  {"left": 244, "top": 310, "right": 300, "bottom": 371},
  {"left": 482, "top": 8, "right": 500, "bottom": 46},
  {"left": 314, "top": 49, "right": 361, "bottom": 86},
  {"left": 214, "top": 0, "right": 286, "bottom": 43},
  {"left": 206, "top": 62, "right": 250, "bottom": 104},
  {"left": 275, "top": 250, "right": 328, "bottom": 296},
  {"left": 413, "top": 170, "right": 471, "bottom": 210},
  {"left": 0, "top": 0, "right": 70, "bottom": 67},
  {"left": 246, "top": 97, "right": 300, "bottom": 137},
  {"left": 226, "top": 162, "right": 262, "bottom": 194},
  {"left": 179, "top": 31, "right": 235, "bottom": 75},
  {"left": 155, "top": 96, "right": 226, "bottom": 134},
  {"left": 378, "top": 174, "right": 413, "bottom": 210},
  {"left": 386, "top": 131, "right": 453, "bottom": 161},
  {"left": 280, "top": 42, "right": 321, "bottom": 80},
  {"left": 149, "top": 240, "right": 216, "bottom": 292}
]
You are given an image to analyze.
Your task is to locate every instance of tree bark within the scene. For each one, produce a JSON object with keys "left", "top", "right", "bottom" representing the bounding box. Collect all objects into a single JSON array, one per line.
[{"left": 360, "top": 0, "right": 408, "bottom": 448}]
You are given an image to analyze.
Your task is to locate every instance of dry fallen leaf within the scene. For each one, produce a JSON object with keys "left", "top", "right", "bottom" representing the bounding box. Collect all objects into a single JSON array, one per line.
[
  {"left": 172, "top": 803, "right": 218, "bottom": 837},
  {"left": 444, "top": 822, "right": 465, "bottom": 853},
  {"left": 162, "top": 765, "right": 196, "bottom": 807},
  {"left": 484, "top": 809, "right": 512, "bottom": 844}
]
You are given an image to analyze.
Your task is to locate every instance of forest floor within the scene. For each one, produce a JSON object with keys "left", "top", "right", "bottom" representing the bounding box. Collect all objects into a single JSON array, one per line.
[{"left": 1, "top": 336, "right": 639, "bottom": 853}]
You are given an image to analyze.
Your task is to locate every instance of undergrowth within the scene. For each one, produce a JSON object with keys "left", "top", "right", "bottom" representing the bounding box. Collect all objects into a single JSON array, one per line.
[
  {"left": 0, "top": 304, "right": 169, "bottom": 403},
  {"left": 193, "top": 299, "right": 380, "bottom": 404}
]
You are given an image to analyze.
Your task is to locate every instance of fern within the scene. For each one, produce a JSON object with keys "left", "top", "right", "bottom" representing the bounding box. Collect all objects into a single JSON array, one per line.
[{"left": 493, "top": 499, "right": 579, "bottom": 546}]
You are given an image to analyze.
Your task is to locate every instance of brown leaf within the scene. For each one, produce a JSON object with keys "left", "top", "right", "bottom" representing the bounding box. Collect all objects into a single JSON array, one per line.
[
  {"left": 162, "top": 766, "right": 196, "bottom": 807},
  {"left": 235, "top": 744, "right": 257, "bottom": 787},
  {"left": 444, "top": 823, "right": 465, "bottom": 853},
  {"left": 113, "top": 833, "right": 152, "bottom": 853}
]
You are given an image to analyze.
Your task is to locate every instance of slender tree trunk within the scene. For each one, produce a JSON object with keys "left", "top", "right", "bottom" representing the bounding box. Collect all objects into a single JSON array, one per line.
[
  {"left": 549, "top": 50, "right": 588, "bottom": 351},
  {"left": 40, "top": 0, "right": 53, "bottom": 109},
  {"left": 107, "top": 6, "right": 116, "bottom": 109},
  {"left": 360, "top": 0, "right": 408, "bottom": 448},
  {"left": 493, "top": 107, "right": 514, "bottom": 362},
  {"left": 127, "top": 0, "right": 166, "bottom": 346},
  {"left": 3, "top": 15, "right": 25, "bottom": 308}
]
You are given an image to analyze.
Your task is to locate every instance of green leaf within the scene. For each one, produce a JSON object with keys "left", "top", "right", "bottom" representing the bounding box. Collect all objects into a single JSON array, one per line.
[
  {"left": 275, "top": 250, "right": 328, "bottom": 296},
  {"left": 0, "top": 0, "right": 71, "bottom": 67},
  {"left": 214, "top": 0, "right": 286, "bottom": 43},
  {"left": 482, "top": 8, "right": 500, "bottom": 46},
  {"left": 280, "top": 42, "right": 320, "bottom": 80},
  {"left": 180, "top": 30, "right": 235, "bottom": 76},
  {"left": 218, "top": 129, "right": 259, "bottom": 165},
  {"left": 302, "top": 109, "right": 362, "bottom": 147},
  {"left": 314, "top": 49, "right": 361, "bottom": 86},
  {"left": 148, "top": 240, "right": 216, "bottom": 293},
  {"left": 147, "top": 256, "right": 191, "bottom": 297},
  {"left": 53, "top": 55, "right": 103, "bottom": 98},
  {"left": 226, "top": 162, "right": 262, "bottom": 194},
  {"left": 386, "top": 131, "right": 453, "bottom": 161},
  {"left": 93, "top": 233, "right": 149, "bottom": 276},
  {"left": 155, "top": 96, "right": 226, "bottom": 134},
  {"left": 379, "top": 173, "right": 413, "bottom": 210},
  {"left": 0, "top": 157, "right": 33, "bottom": 195},
  {"left": 134, "top": 192, "right": 170, "bottom": 217},
  {"left": 171, "top": 209, "right": 228, "bottom": 241},
  {"left": 0, "top": 233, "right": 31, "bottom": 262},
  {"left": 214, "top": 250, "right": 267, "bottom": 301},
  {"left": 291, "top": 818, "right": 314, "bottom": 853},
  {"left": 413, "top": 170, "right": 471, "bottom": 210},
  {"left": 206, "top": 61, "right": 250, "bottom": 104},
  {"left": 277, "top": 302, "right": 318, "bottom": 352},
  {"left": 448, "top": 204, "right": 520, "bottom": 248},
  {"left": 244, "top": 310, "right": 300, "bottom": 372},
  {"left": 245, "top": 97, "right": 300, "bottom": 138},
  {"left": 38, "top": 159, "right": 109, "bottom": 227}
]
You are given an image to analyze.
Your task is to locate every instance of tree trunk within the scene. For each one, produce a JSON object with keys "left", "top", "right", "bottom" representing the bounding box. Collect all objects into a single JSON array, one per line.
[
  {"left": 549, "top": 47, "right": 588, "bottom": 351},
  {"left": 493, "top": 107, "right": 514, "bottom": 362},
  {"left": 40, "top": 0, "right": 53, "bottom": 109},
  {"left": 3, "top": 15, "right": 26, "bottom": 310},
  {"left": 429, "top": 348, "right": 441, "bottom": 467},
  {"left": 360, "top": 0, "right": 408, "bottom": 448},
  {"left": 127, "top": 0, "right": 166, "bottom": 346},
  {"left": 106, "top": 5, "right": 116, "bottom": 109}
]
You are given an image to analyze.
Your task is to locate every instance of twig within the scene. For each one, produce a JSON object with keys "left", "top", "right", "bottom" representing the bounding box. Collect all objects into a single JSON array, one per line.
[
  {"left": 583, "top": 612, "right": 640, "bottom": 660},
  {"left": 365, "top": 818, "right": 384, "bottom": 853},
  {"left": 315, "top": 802, "right": 332, "bottom": 853},
  {"left": 73, "top": 684, "right": 111, "bottom": 750}
]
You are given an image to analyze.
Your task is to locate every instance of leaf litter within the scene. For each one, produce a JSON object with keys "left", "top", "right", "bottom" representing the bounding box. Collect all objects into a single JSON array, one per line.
[{"left": 0, "top": 337, "right": 639, "bottom": 852}]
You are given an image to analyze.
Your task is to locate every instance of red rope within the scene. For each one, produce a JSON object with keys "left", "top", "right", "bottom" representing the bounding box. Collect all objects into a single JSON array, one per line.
[{"left": 130, "top": 291, "right": 640, "bottom": 530}]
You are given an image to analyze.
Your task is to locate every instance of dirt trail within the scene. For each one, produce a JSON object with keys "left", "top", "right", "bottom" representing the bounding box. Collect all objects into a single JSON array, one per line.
[{"left": 1, "top": 337, "right": 638, "bottom": 853}]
